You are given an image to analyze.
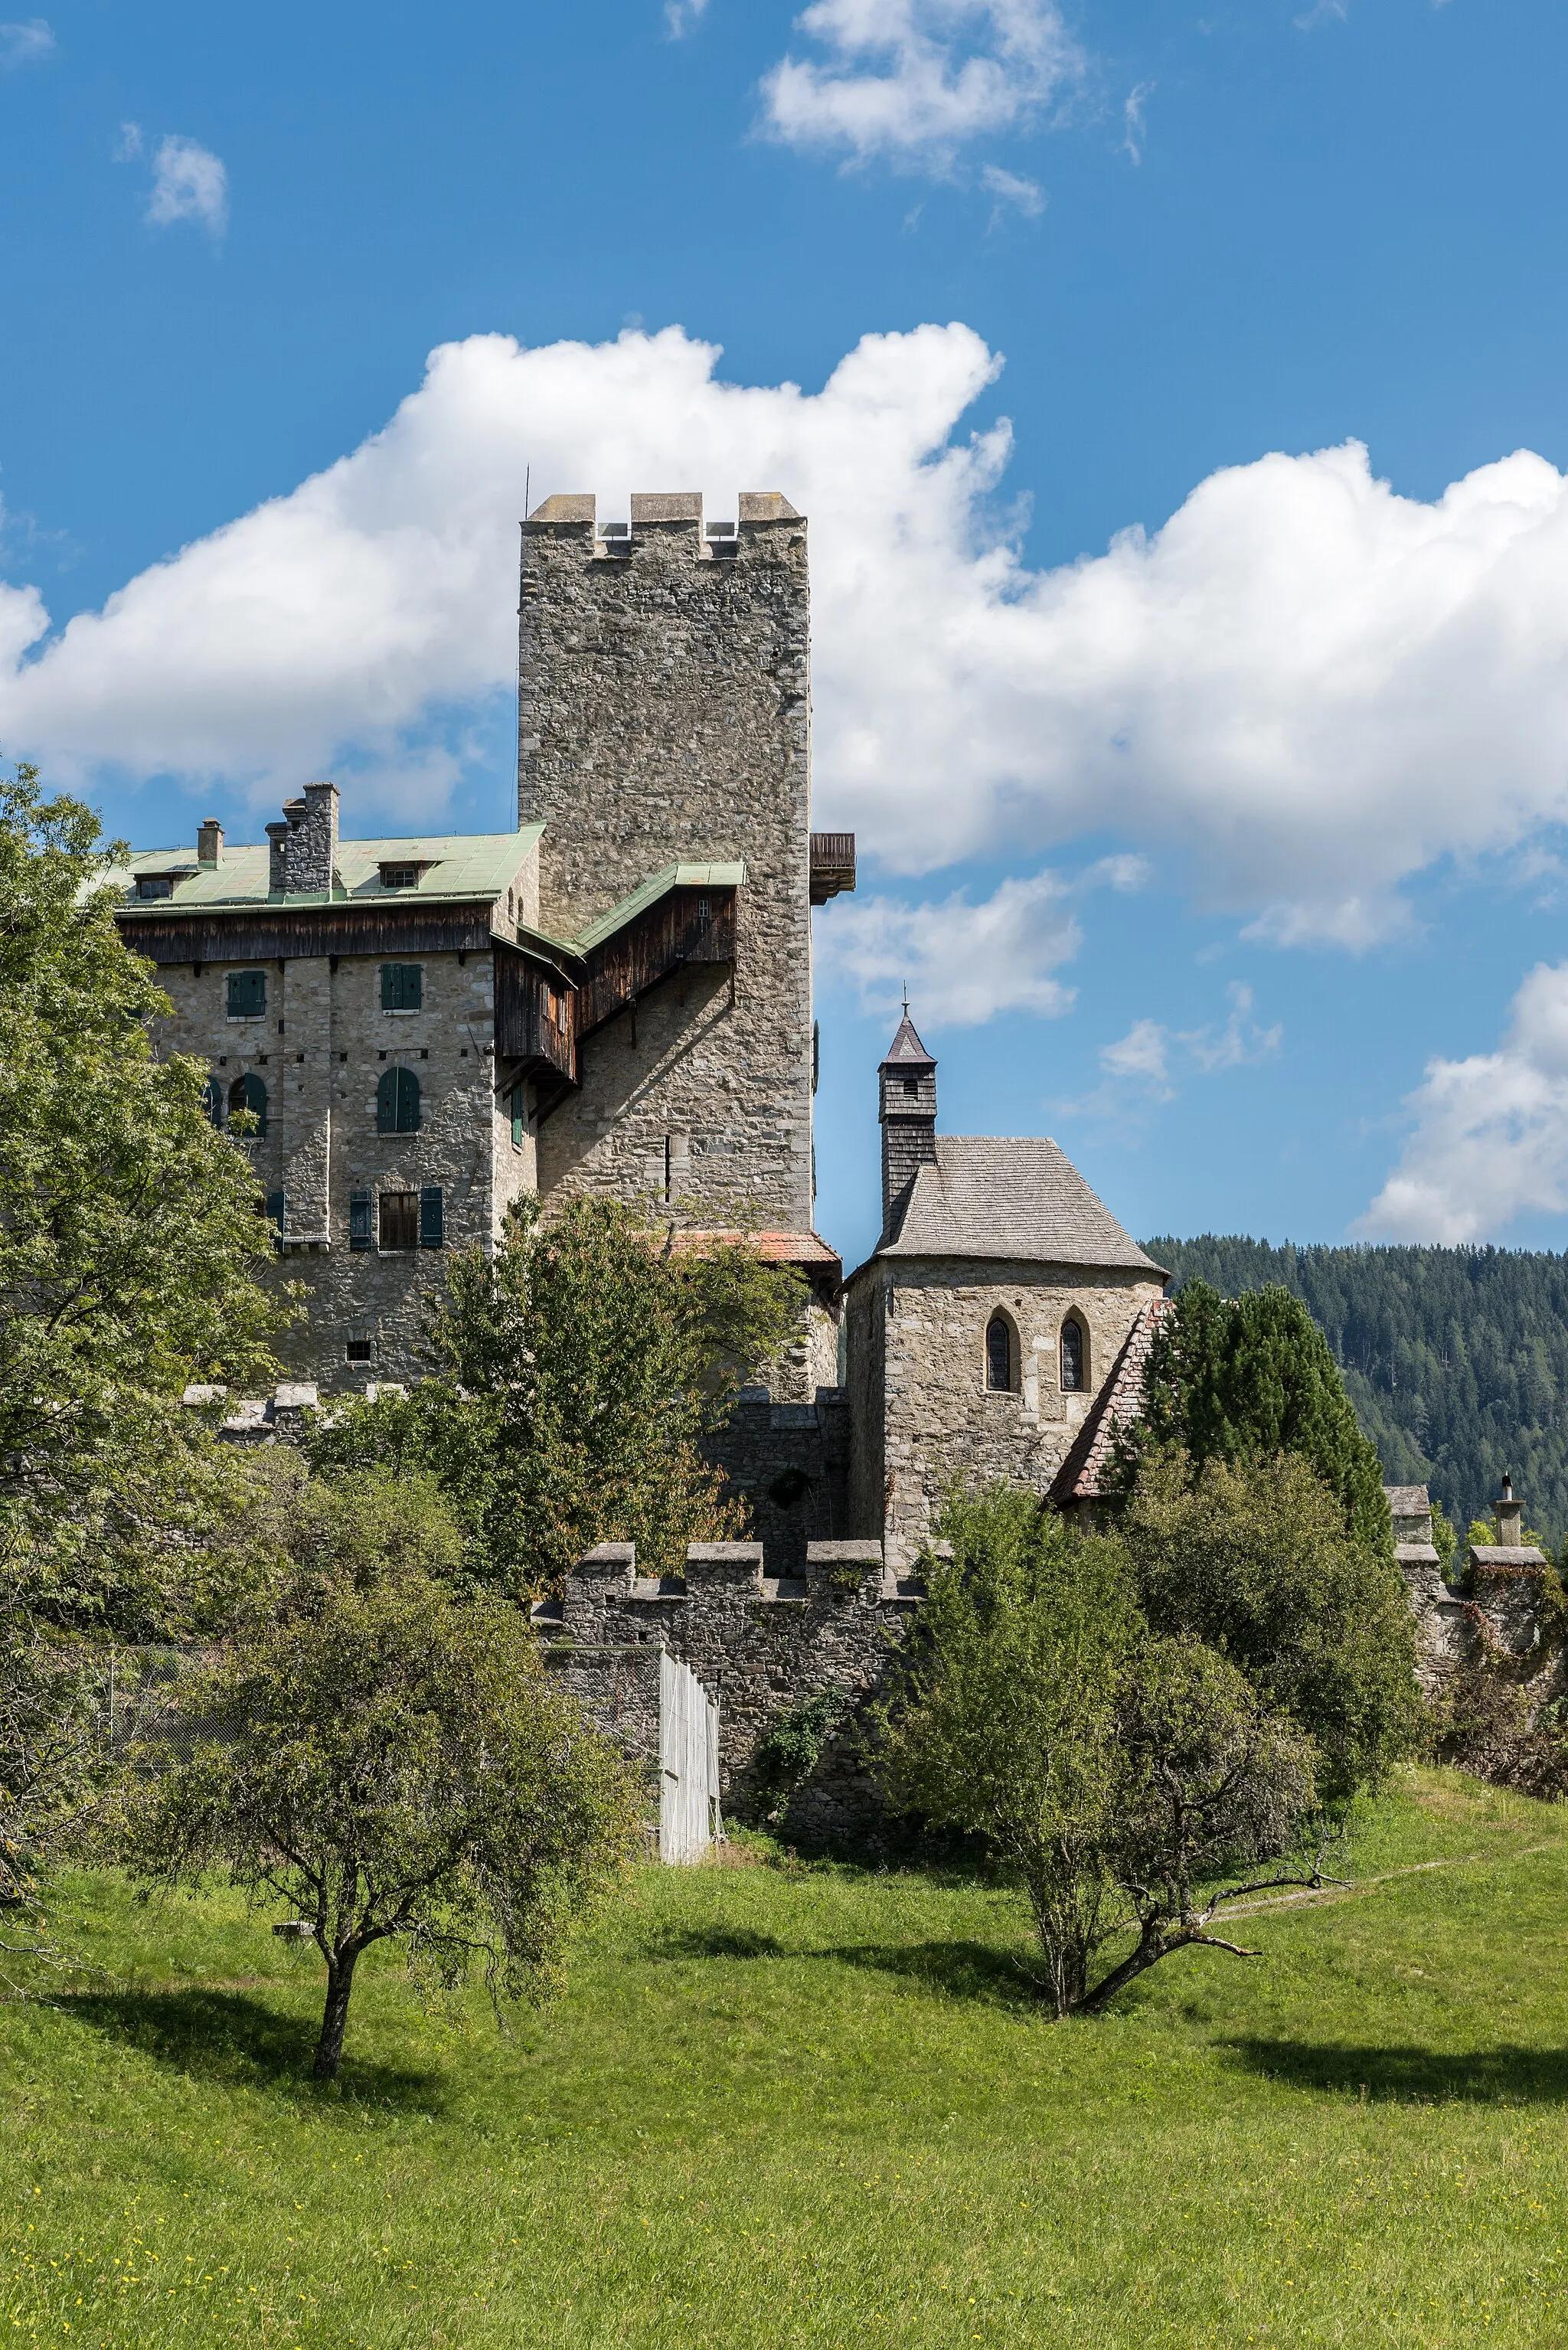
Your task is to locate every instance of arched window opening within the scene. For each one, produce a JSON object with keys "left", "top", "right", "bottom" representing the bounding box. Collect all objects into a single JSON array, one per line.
[
  {"left": 377, "top": 1065, "right": 421, "bottom": 1134},
  {"left": 1060, "top": 1316, "right": 1085, "bottom": 1393},
  {"left": 227, "top": 1072, "right": 267, "bottom": 1138},
  {"left": 986, "top": 1312, "right": 1014, "bottom": 1394}
]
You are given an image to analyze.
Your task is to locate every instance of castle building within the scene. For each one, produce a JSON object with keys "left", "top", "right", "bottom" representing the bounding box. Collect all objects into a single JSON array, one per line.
[
  {"left": 114, "top": 489, "right": 848, "bottom": 1390},
  {"left": 119, "top": 482, "right": 1166, "bottom": 1559}
]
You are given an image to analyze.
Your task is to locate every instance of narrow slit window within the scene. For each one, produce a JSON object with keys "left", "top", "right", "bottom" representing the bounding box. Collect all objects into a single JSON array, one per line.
[
  {"left": 986, "top": 1313, "right": 1014, "bottom": 1393},
  {"left": 1060, "top": 1317, "right": 1085, "bottom": 1393}
]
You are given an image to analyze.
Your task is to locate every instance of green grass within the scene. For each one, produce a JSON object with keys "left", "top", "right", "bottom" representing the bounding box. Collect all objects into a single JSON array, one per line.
[{"left": 7, "top": 1768, "right": 1568, "bottom": 2347}]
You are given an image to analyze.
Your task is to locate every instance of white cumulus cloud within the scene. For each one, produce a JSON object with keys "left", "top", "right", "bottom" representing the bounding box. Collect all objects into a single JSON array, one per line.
[
  {"left": 1361, "top": 965, "right": 1568, "bottom": 1242},
  {"left": 11, "top": 325, "right": 1568, "bottom": 950},
  {"left": 145, "top": 135, "right": 228, "bottom": 236},
  {"left": 759, "top": 0, "right": 1081, "bottom": 171},
  {"left": 1093, "top": 984, "right": 1282, "bottom": 1107},
  {"left": 0, "top": 18, "right": 53, "bottom": 64},
  {"left": 816, "top": 868, "right": 1082, "bottom": 1024}
]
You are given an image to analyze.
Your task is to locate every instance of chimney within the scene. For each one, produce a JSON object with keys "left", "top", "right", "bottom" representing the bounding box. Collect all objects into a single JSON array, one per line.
[
  {"left": 266, "top": 783, "right": 338, "bottom": 895},
  {"left": 292, "top": 781, "right": 339, "bottom": 896},
  {"left": 878, "top": 1008, "right": 937, "bottom": 1234},
  {"left": 1494, "top": 1472, "right": 1523, "bottom": 1548},
  {"left": 198, "top": 819, "right": 223, "bottom": 866}
]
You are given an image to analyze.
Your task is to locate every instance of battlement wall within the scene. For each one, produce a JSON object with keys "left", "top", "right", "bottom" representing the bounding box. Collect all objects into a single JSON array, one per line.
[{"left": 534, "top": 1536, "right": 927, "bottom": 1844}]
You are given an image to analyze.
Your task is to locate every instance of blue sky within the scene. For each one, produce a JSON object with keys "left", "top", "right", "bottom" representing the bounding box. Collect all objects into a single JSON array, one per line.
[{"left": 8, "top": 0, "right": 1568, "bottom": 1271}]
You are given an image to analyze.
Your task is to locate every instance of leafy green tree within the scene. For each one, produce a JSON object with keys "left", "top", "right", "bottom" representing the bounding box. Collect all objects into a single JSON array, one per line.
[
  {"left": 0, "top": 764, "right": 287, "bottom": 1590},
  {"left": 1122, "top": 1280, "right": 1391, "bottom": 1554},
  {"left": 880, "top": 1489, "right": 1325, "bottom": 2015},
  {"left": 1120, "top": 1448, "right": 1419, "bottom": 1809},
  {"left": 123, "top": 1568, "right": 642, "bottom": 2079},
  {"left": 309, "top": 1195, "right": 805, "bottom": 1591},
  {"left": 1147, "top": 1233, "right": 1568, "bottom": 1549},
  {"left": 1, "top": 768, "right": 291, "bottom": 1941}
]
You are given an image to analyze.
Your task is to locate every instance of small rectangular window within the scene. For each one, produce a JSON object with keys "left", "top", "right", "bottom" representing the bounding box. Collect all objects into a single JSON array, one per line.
[
  {"left": 227, "top": 970, "right": 266, "bottom": 1018},
  {"left": 379, "top": 864, "right": 419, "bottom": 890},
  {"left": 138, "top": 874, "right": 174, "bottom": 900},
  {"left": 420, "top": 1186, "right": 445, "bottom": 1248},
  {"left": 510, "top": 1083, "right": 525, "bottom": 1150},
  {"left": 345, "top": 1335, "right": 374, "bottom": 1365},
  {"left": 348, "top": 1189, "right": 372, "bottom": 1252},
  {"left": 381, "top": 963, "right": 423, "bottom": 1012},
  {"left": 379, "top": 1189, "right": 418, "bottom": 1250}
]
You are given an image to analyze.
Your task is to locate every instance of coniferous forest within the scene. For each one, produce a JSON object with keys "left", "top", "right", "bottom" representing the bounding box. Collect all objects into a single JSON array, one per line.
[{"left": 1145, "top": 1237, "right": 1568, "bottom": 1548}]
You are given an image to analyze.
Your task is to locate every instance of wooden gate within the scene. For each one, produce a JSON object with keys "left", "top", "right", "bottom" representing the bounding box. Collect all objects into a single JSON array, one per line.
[{"left": 658, "top": 1651, "right": 722, "bottom": 1864}]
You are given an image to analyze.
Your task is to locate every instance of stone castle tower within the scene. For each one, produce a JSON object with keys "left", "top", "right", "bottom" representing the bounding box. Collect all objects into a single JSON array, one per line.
[{"left": 518, "top": 491, "right": 815, "bottom": 1231}]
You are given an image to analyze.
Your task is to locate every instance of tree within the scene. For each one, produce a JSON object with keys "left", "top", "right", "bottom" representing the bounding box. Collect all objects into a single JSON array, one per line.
[
  {"left": 0, "top": 765, "right": 287, "bottom": 1587},
  {"left": 1119, "top": 1447, "right": 1420, "bottom": 1811},
  {"left": 309, "top": 1195, "right": 805, "bottom": 1592},
  {"left": 124, "top": 1567, "right": 642, "bottom": 2078},
  {"left": 879, "top": 1490, "right": 1328, "bottom": 2016},
  {"left": 1122, "top": 1280, "right": 1391, "bottom": 1554},
  {"left": 1, "top": 769, "right": 291, "bottom": 1942}
]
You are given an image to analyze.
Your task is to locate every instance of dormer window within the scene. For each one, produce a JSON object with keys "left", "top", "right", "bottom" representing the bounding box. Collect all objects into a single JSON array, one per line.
[
  {"left": 379, "top": 862, "right": 421, "bottom": 890},
  {"left": 136, "top": 874, "right": 175, "bottom": 899}
]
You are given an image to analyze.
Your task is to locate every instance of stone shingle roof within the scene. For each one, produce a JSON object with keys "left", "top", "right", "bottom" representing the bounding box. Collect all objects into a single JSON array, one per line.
[
  {"left": 874, "top": 1137, "right": 1165, "bottom": 1274},
  {"left": 1383, "top": 1485, "right": 1431, "bottom": 1515},
  {"left": 1469, "top": 1545, "right": 1548, "bottom": 1570},
  {"left": 1049, "top": 1298, "right": 1171, "bottom": 1505}
]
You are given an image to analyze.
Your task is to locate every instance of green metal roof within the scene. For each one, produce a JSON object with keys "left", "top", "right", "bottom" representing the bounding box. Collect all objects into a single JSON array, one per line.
[
  {"left": 571, "top": 861, "right": 747, "bottom": 953},
  {"left": 109, "top": 828, "right": 544, "bottom": 916}
]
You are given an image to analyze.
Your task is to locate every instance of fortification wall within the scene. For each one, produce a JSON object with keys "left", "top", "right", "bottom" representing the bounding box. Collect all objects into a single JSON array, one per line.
[
  {"left": 704, "top": 1385, "right": 851, "bottom": 1574},
  {"left": 519, "top": 492, "right": 814, "bottom": 1233},
  {"left": 534, "top": 1537, "right": 925, "bottom": 1844}
]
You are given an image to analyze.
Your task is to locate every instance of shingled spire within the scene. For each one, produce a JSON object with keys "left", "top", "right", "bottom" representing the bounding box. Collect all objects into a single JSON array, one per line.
[{"left": 879, "top": 1006, "right": 937, "bottom": 1233}]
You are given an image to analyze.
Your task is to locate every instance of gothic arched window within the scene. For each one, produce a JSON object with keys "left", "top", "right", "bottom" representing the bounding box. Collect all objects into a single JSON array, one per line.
[
  {"left": 227, "top": 1071, "right": 267, "bottom": 1138},
  {"left": 986, "top": 1312, "right": 1014, "bottom": 1393},
  {"left": 1060, "top": 1316, "right": 1085, "bottom": 1393},
  {"left": 377, "top": 1065, "right": 421, "bottom": 1134}
]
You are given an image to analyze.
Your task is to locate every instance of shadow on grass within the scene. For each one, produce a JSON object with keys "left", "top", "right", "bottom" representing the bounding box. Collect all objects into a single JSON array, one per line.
[
  {"left": 55, "top": 1988, "right": 448, "bottom": 2108},
  {"left": 830, "top": 1938, "right": 1047, "bottom": 2008},
  {"left": 1229, "top": 2038, "right": 1568, "bottom": 2104},
  {"left": 650, "top": 1927, "right": 792, "bottom": 1962}
]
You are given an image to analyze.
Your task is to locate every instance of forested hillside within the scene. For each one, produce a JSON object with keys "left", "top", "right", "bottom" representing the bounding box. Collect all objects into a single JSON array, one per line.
[{"left": 1144, "top": 1237, "right": 1568, "bottom": 1547}]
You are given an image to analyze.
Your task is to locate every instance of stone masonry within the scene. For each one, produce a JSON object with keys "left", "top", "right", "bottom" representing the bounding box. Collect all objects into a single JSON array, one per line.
[
  {"left": 533, "top": 1537, "right": 926, "bottom": 1843},
  {"left": 519, "top": 492, "right": 815, "bottom": 1233}
]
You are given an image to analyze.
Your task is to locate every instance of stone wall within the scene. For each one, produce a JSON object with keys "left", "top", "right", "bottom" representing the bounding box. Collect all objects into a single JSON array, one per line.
[
  {"left": 534, "top": 1538, "right": 925, "bottom": 1844},
  {"left": 704, "top": 1385, "right": 851, "bottom": 1574},
  {"left": 845, "top": 1258, "right": 1165, "bottom": 1557},
  {"left": 152, "top": 944, "right": 531, "bottom": 1388},
  {"left": 520, "top": 493, "right": 815, "bottom": 1234}
]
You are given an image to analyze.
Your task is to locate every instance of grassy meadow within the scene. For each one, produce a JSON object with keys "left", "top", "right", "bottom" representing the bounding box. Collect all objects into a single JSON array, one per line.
[{"left": 6, "top": 1767, "right": 1568, "bottom": 2348}]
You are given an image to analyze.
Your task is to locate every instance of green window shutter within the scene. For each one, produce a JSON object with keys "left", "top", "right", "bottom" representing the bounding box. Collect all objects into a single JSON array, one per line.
[
  {"left": 229, "top": 1073, "right": 268, "bottom": 1137},
  {"left": 376, "top": 1067, "right": 420, "bottom": 1133},
  {"left": 381, "top": 963, "right": 423, "bottom": 1012},
  {"left": 349, "top": 1189, "right": 372, "bottom": 1250},
  {"left": 204, "top": 1075, "right": 224, "bottom": 1128},
  {"left": 420, "top": 1186, "right": 444, "bottom": 1248},
  {"left": 227, "top": 970, "right": 266, "bottom": 1018},
  {"left": 265, "top": 1189, "right": 286, "bottom": 1247}
]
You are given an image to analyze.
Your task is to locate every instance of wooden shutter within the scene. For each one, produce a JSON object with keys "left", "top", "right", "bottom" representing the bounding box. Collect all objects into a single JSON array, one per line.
[
  {"left": 420, "top": 1186, "right": 444, "bottom": 1248},
  {"left": 204, "top": 1075, "right": 224, "bottom": 1127},
  {"left": 377, "top": 1066, "right": 420, "bottom": 1133},
  {"left": 381, "top": 963, "right": 423, "bottom": 1012},
  {"left": 349, "top": 1189, "right": 372, "bottom": 1250},
  {"left": 265, "top": 1189, "right": 286, "bottom": 1246},
  {"left": 227, "top": 970, "right": 265, "bottom": 1018}
]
